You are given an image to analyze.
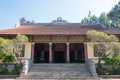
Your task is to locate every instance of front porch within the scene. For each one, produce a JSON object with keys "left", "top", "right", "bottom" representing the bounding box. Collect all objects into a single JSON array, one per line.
[{"left": 32, "top": 43, "right": 87, "bottom": 63}]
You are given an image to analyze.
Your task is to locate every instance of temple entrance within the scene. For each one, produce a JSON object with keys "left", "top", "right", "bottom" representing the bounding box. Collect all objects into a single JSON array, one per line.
[
  {"left": 54, "top": 51, "right": 65, "bottom": 63},
  {"left": 34, "top": 43, "right": 85, "bottom": 63},
  {"left": 34, "top": 43, "right": 49, "bottom": 63},
  {"left": 70, "top": 43, "right": 85, "bottom": 63},
  {"left": 53, "top": 43, "right": 66, "bottom": 63}
]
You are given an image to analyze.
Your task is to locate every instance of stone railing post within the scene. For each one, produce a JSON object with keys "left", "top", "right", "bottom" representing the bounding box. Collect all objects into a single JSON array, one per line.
[
  {"left": 20, "top": 59, "right": 33, "bottom": 75},
  {"left": 85, "top": 59, "right": 98, "bottom": 77}
]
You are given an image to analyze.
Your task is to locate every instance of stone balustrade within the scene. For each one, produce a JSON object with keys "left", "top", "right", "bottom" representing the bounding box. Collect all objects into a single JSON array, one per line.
[
  {"left": 20, "top": 59, "right": 33, "bottom": 75},
  {"left": 85, "top": 59, "right": 98, "bottom": 77}
]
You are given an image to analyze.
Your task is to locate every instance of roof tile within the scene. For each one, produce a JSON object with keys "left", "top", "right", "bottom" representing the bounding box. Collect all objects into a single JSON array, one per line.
[{"left": 0, "top": 24, "right": 120, "bottom": 35}]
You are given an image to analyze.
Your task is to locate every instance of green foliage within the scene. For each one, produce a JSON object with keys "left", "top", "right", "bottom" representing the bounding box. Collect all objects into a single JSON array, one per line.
[
  {"left": 2, "top": 39, "right": 13, "bottom": 55},
  {"left": 13, "top": 34, "right": 28, "bottom": 63},
  {"left": 81, "top": 11, "right": 98, "bottom": 24},
  {"left": 0, "top": 38, "right": 5, "bottom": 51},
  {"left": 102, "top": 57, "right": 112, "bottom": 65},
  {"left": 87, "top": 30, "right": 120, "bottom": 57},
  {"left": 14, "top": 34, "right": 28, "bottom": 44},
  {"left": 87, "top": 30, "right": 120, "bottom": 74},
  {"left": 0, "top": 37, "right": 5, "bottom": 43},
  {"left": 0, "top": 64, "right": 22, "bottom": 75},
  {"left": 3, "top": 55, "right": 15, "bottom": 63},
  {"left": 112, "top": 68, "right": 120, "bottom": 74},
  {"left": 0, "top": 34, "right": 28, "bottom": 63},
  {"left": 102, "top": 54, "right": 120, "bottom": 74},
  {"left": 0, "top": 66, "right": 9, "bottom": 75},
  {"left": 102, "top": 54, "right": 120, "bottom": 66},
  {"left": 81, "top": 1, "right": 120, "bottom": 29},
  {"left": 0, "top": 38, "right": 14, "bottom": 63},
  {"left": 112, "top": 54, "right": 120, "bottom": 65},
  {"left": 0, "top": 53, "right": 7, "bottom": 60},
  {"left": 81, "top": 11, "right": 114, "bottom": 28},
  {"left": 99, "top": 12, "right": 111, "bottom": 28},
  {"left": 87, "top": 30, "right": 119, "bottom": 42},
  {"left": 107, "top": 1, "right": 120, "bottom": 28},
  {"left": 0, "top": 34, "right": 28, "bottom": 75},
  {"left": 0, "top": 53, "right": 15, "bottom": 63}
]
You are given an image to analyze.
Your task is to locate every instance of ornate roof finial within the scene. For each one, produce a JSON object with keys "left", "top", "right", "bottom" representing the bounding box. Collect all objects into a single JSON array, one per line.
[
  {"left": 20, "top": 17, "right": 26, "bottom": 24},
  {"left": 57, "top": 17, "right": 62, "bottom": 22},
  {"left": 52, "top": 17, "right": 67, "bottom": 24}
]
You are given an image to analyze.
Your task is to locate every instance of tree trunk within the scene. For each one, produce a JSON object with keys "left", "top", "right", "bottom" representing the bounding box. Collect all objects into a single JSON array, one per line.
[{"left": 97, "top": 55, "right": 102, "bottom": 74}]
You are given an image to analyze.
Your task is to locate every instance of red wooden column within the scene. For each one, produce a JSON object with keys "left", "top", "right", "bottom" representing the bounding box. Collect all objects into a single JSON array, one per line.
[
  {"left": 49, "top": 42, "right": 52, "bottom": 63},
  {"left": 84, "top": 42, "right": 88, "bottom": 60},
  {"left": 66, "top": 42, "right": 70, "bottom": 63},
  {"left": 31, "top": 42, "right": 35, "bottom": 61}
]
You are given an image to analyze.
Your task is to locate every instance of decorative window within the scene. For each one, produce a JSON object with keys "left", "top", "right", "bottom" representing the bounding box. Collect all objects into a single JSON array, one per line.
[
  {"left": 94, "top": 44, "right": 105, "bottom": 57},
  {"left": 20, "top": 45, "right": 25, "bottom": 57}
]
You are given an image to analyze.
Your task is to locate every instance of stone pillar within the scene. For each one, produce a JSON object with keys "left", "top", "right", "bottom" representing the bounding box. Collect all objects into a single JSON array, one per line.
[
  {"left": 31, "top": 42, "right": 35, "bottom": 61},
  {"left": 66, "top": 42, "right": 70, "bottom": 63},
  {"left": 84, "top": 42, "right": 88, "bottom": 60},
  {"left": 49, "top": 42, "right": 52, "bottom": 63}
]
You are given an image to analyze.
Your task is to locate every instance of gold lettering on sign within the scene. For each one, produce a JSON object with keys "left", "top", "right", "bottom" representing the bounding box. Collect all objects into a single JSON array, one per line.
[
  {"left": 51, "top": 36, "right": 67, "bottom": 42},
  {"left": 33, "top": 36, "right": 85, "bottom": 43},
  {"left": 69, "top": 36, "right": 85, "bottom": 42},
  {"left": 34, "top": 36, "right": 50, "bottom": 42}
]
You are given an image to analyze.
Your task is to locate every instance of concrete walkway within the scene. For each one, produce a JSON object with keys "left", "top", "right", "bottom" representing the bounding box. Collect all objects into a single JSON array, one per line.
[
  {"left": 0, "top": 79, "right": 15, "bottom": 80},
  {"left": 101, "top": 78, "right": 120, "bottom": 80},
  {"left": 0, "top": 78, "right": 120, "bottom": 80}
]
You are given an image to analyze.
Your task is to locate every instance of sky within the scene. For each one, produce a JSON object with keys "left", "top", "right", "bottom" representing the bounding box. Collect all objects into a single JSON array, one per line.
[{"left": 0, "top": 0, "right": 119, "bottom": 29}]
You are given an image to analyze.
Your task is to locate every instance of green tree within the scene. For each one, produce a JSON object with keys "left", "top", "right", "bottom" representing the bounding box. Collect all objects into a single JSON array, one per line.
[
  {"left": 87, "top": 30, "right": 120, "bottom": 74},
  {"left": 81, "top": 12, "right": 112, "bottom": 28},
  {"left": 12, "top": 34, "right": 28, "bottom": 63},
  {"left": 81, "top": 11, "right": 98, "bottom": 24},
  {"left": 102, "top": 54, "right": 120, "bottom": 74},
  {"left": 0, "top": 34, "right": 28, "bottom": 63},
  {"left": 0, "top": 38, "right": 15, "bottom": 63},
  {"left": 99, "top": 12, "right": 111, "bottom": 28},
  {"left": 0, "top": 38, "right": 7, "bottom": 62},
  {"left": 2, "top": 39, "right": 14, "bottom": 55},
  {"left": 3, "top": 55, "right": 15, "bottom": 63},
  {"left": 107, "top": 1, "right": 120, "bottom": 28}
]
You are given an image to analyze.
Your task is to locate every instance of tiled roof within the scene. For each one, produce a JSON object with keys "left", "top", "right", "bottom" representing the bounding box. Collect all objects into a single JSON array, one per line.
[{"left": 0, "top": 24, "right": 120, "bottom": 35}]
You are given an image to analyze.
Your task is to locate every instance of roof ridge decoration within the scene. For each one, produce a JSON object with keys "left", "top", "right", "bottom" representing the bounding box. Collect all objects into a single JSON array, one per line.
[
  {"left": 52, "top": 17, "right": 66, "bottom": 22},
  {"left": 51, "top": 17, "right": 68, "bottom": 25},
  {"left": 20, "top": 17, "right": 34, "bottom": 25},
  {"left": 20, "top": 17, "right": 69, "bottom": 26}
]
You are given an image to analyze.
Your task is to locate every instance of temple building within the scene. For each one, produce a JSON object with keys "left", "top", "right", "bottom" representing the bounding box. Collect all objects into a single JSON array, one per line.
[{"left": 0, "top": 17, "right": 120, "bottom": 63}]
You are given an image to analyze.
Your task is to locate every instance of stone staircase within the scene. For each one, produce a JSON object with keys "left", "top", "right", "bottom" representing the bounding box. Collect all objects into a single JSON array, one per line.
[{"left": 17, "top": 63, "right": 100, "bottom": 80}]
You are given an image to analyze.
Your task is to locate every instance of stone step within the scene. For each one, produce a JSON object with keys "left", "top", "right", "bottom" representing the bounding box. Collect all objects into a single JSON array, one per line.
[
  {"left": 30, "top": 64, "right": 87, "bottom": 70},
  {"left": 17, "top": 77, "right": 100, "bottom": 80},
  {"left": 30, "top": 64, "right": 88, "bottom": 72},
  {"left": 17, "top": 63, "right": 98, "bottom": 80},
  {"left": 18, "top": 72, "right": 91, "bottom": 78},
  {"left": 32, "top": 63, "right": 83, "bottom": 65}
]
